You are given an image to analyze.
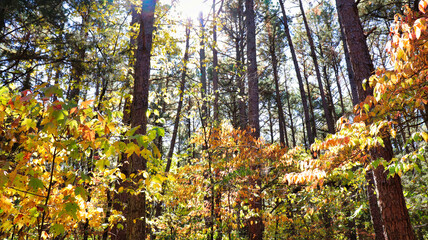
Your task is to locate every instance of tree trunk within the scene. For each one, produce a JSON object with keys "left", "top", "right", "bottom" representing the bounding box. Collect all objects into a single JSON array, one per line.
[
  {"left": 246, "top": 0, "right": 260, "bottom": 137},
  {"left": 237, "top": 0, "right": 247, "bottom": 128},
  {"left": 69, "top": 9, "right": 89, "bottom": 103},
  {"left": 213, "top": 0, "right": 219, "bottom": 122},
  {"left": 165, "top": 23, "right": 190, "bottom": 173},
  {"left": 366, "top": 170, "right": 385, "bottom": 240},
  {"left": 279, "top": 0, "right": 314, "bottom": 145},
  {"left": 245, "top": 0, "right": 263, "bottom": 239},
  {"left": 303, "top": 60, "right": 317, "bottom": 139},
  {"left": 299, "top": 0, "right": 335, "bottom": 134},
  {"left": 199, "top": 13, "right": 208, "bottom": 126},
  {"left": 267, "top": 98, "right": 274, "bottom": 144},
  {"left": 338, "top": 14, "right": 358, "bottom": 106},
  {"left": 112, "top": 5, "right": 139, "bottom": 240},
  {"left": 332, "top": 54, "right": 346, "bottom": 116},
  {"left": 285, "top": 78, "right": 296, "bottom": 147},
  {"left": 268, "top": 21, "right": 287, "bottom": 147},
  {"left": 336, "top": 0, "right": 415, "bottom": 239},
  {"left": 126, "top": 1, "right": 157, "bottom": 239}
]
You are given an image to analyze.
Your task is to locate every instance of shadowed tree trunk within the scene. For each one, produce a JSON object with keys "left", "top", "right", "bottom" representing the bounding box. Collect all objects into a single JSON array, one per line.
[
  {"left": 338, "top": 14, "right": 358, "bottom": 106},
  {"left": 336, "top": 0, "right": 415, "bottom": 239},
  {"left": 69, "top": 8, "right": 89, "bottom": 103},
  {"left": 245, "top": 0, "right": 259, "bottom": 137},
  {"left": 213, "top": 0, "right": 219, "bottom": 121},
  {"left": 112, "top": 5, "right": 139, "bottom": 239},
  {"left": 165, "top": 23, "right": 190, "bottom": 173},
  {"left": 199, "top": 13, "right": 208, "bottom": 125},
  {"left": 123, "top": 0, "right": 157, "bottom": 239},
  {"left": 298, "top": 0, "right": 335, "bottom": 134},
  {"left": 331, "top": 52, "right": 346, "bottom": 115},
  {"left": 267, "top": 20, "right": 287, "bottom": 147},
  {"left": 279, "top": 0, "right": 314, "bottom": 145},
  {"left": 284, "top": 77, "right": 296, "bottom": 147},
  {"left": 237, "top": 0, "right": 247, "bottom": 128},
  {"left": 245, "top": 0, "right": 263, "bottom": 239},
  {"left": 302, "top": 60, "right": 317, "bottom": 139}
]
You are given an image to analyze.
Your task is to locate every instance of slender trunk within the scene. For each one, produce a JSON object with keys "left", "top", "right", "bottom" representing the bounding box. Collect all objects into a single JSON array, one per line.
[
  {"left": 200, "top": 13, "right": 208, "bottom": 125},
  {"left": 267, "top": 98, "right": 274, "bottom": 144},
  {"left": 301, "top": 113, "right": 307, "bottom": 148},
  {"left": 366, "top": 170, "right": 385, "bottom": 240},
  {"left": 268, "top": 22, "right": 287, "bottom": 146},
  {"left": 285, "top": 79, "right": 296, "bottom": 147},
  {"left": 165, "top": 23, "right": 190, "bottom": 173},
  {"left": 319, "top": 45, "right": 337, "bottom": 121},
  {"left": 303, "top": 61, "right": 317, "bottom": 139},
  {"left": 237, "top": 0, "right": 247, "bottom": 128},
  {"left": 279, "top": 0, "right": 313, "bottom": 145},
  {"left": 332, "top": 54, "right": 345, "bottom": 115},
  {"left": 299, "top": 0, "right": 335, "bottom": 134},
  {"left": 337, "top": 0, "right": 415, "bottom": 239},
  {"left": 213, "top": 0, "right": 219, "bottom": 121},
  {"left": 397, "top": 117, "right": 409, "bottom": 153}
]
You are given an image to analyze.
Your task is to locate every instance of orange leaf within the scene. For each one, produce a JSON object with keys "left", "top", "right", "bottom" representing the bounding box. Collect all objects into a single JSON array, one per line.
[
  {"left": 81, "top": 100, "right": 94, "bottom": 109},
  {"left": 419, "top": 0, "right": 428, "bottom": 13}
]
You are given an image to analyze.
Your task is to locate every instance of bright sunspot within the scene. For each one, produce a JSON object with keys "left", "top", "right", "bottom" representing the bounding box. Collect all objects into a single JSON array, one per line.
[{"left": 174, "top": 0, "right": 211, "bottom": 21}]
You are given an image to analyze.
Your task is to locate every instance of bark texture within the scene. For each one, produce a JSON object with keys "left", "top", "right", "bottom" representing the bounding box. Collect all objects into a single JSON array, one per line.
[
  {"left": 245, "top": 0, "right": 263, "bottom": 239},
  {"left": 246, "top": 0, "right": 260, "bottom": 137},
  {"left": 127, "top": 0, "right": 157, "bottom": 239},
  {"left": 336, "top": 0, "right": 415, "bottom": 239}
]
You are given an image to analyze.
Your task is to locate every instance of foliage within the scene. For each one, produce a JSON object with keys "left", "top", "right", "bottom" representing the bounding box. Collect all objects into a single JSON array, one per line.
[{"left": 0, "top": 84, "right": 163, "bottom": 239}]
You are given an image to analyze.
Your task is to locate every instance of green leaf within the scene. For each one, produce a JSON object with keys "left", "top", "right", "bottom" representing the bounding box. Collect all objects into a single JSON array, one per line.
[
  {"left": 153, "top": 127, "right": 165, "bottom": 137},
  {"left": 42, "top": 85, "right": 63, "bottom": 98},
  {"left": 135, "top": 135, "right": 150, "bottom": 148},
  {"left": 29, "top": 177, "right": 44, "bottom": 190},
  {"left": 95, "top": 158, "right": 110, "bottom": 171},
  {"left": 64, "top": 202, "right": 79, "bottom": 219},
  {"left": 125, "top": 126, "right": 140, "bottom": 137},
  {"left": 74, "top": 186, "right": 88, "bottom": 200},
  {"left": 147, "top": 129, "right": 157, "bottom": 141},
  {"left": 51, "top": 223, "right": 65, "bottom": 236}
]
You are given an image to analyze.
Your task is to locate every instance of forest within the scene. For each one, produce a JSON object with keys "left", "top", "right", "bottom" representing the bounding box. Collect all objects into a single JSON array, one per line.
[{"left": 0, "top": 0, "right": 427, "bottom": 239}]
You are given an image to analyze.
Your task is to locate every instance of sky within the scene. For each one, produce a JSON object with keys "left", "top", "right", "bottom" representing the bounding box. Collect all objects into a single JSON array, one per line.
[{"left": 170, "top": 0, "right": 212, "bottom": 21}]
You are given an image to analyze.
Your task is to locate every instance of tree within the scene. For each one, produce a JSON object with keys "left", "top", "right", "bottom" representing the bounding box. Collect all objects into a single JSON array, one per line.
[
  {"left": 279, "top": 0, "right": 314, "bottom": 146},
  {"left": 245, "top": 0, "right": 263, "bottom": 238},
  {"left": 125, "top": 0, "right": 157, "bottom": 239},
  {"left": 298, "top": 0, "right": 335, "bottom": 134},
  {"left": 336, "top": 0, "right": 415, "bottom": 239},
  {"left": 165, "top": 22, "right": 190, "bottom": 173}
]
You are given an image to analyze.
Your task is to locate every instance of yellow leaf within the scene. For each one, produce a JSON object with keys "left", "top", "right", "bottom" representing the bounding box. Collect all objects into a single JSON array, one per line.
[
  {"left": 422, "top": 132, "right": 428, "bottom": 142},
  {"left": 391, "top": 129, "right": 397, "bottom": 138},
  {"left": 119, "top": 173, "right": 126, "bottom": 180}
]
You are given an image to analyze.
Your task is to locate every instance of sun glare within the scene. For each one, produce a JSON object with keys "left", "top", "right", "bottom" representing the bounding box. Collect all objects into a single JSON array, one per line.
[{"left": 174, "top": 0, "right": 211, "bottom": 21}]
